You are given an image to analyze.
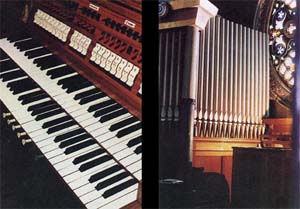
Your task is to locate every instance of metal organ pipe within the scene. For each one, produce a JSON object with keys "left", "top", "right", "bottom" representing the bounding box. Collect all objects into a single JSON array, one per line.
[
  {"left": 194, "top": 16, "right": 270, "bottom": 139},
  {"left": 159, "top": 16, "right": 270, "bottom": 178}
]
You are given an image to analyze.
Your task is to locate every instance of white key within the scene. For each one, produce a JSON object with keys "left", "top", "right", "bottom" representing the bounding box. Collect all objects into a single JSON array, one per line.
[
  {"left": 49, "top": 143, "right": 99, "bottom": 165},
  {"left": 120, "top": 62, "right": 133, "bottom": 82},
  {"left": 110, "top": 55, "right": 122, "bottom": 75},
  {"left": 99, "top": 49, "right": 111, "bottom": 68},
  {"left": 58, "top": 151, "right": 106, "bottom": 176},
  {"left": 105, "top": 52, "right": 116, "bottom": 71},
  {"left": 53, "top": 147, "right": 101, "bottom": 171},
  {"left": 85, "top": 183, "right": 138, "bottom": 209},
  {"left": 80, "top": 176, "right": 132, "bottom": 203},
  {"left": 126, "top": 160, "right": 141, "bottom": 173},
  {"left": 33, "top": 125, "right": 80, "bottom": 143},
  {"left": 82, "top": 38, "right": 91, "bottom": 55},
  {"left": 95, "top": 46, "right": 106, "bottom": 64},
  {"left": 87, "top": 113, "right": 131, "bottom": 134},
  {"left": 126, "top": 65, "right": 140, "bottom": 87},
  {"left": 77, "top": 36, "right": 87, "bottom": 52},
  {"left": 98, "top": 189, "right": 138, "bottom": 209},
  {"left": 42, "top": 136, "right": 92, "bottom": 154},
  {"left": 70, "top": 165, "right": 124, "bottom": 193},
  {"left": 133, "top": 170, "right": 141, "bottom": 180},
  {"left": 107, "top": 134, "right": 141, "bottom": 155},
  {"left": 66, "top": 159, "right": 115, "bottom": 187},
  {"left": 90, "top": 43, "right": 101, "bottom": 61},
  {"left": 22, "top": 113, "right": 68, "bottom": 133},
  {"left": 114, "top": 143, "right": 141, "bottom": 161},
  {"left": 64, "top": 160, "right": 116, "bottom": 184},
  {"left": 103, "top": 129, "right": 141, "bottom": 149},
  {"left": 115, "top": 59, "right": 128, "bottom": 78}
]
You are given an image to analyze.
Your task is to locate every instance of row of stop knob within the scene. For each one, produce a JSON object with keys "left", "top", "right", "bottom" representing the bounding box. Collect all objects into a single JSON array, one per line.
[{"left": 3, "top": 112, "right": 32, "bottom": 146}]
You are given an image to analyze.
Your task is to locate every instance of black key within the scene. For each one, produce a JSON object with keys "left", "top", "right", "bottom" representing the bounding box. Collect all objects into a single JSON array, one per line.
[
  {"left": 39, "top": 56, "right": 64, "bottom": 70},
  {"left": 64, "top": 140, "right": 96, "bottom": 155},
  {"left": 7, "top": 32, "right": 30, "bottom": 43},
  {"left": 47, "top": 120, "right": 77, "bottom": 134},
  {"left": 134, "top": 145, "right": 142, "bottom": 154},
  {"left": 21, "top": 92, "right": 48, "bottom": 105},
  {"left": 66, "top": 81, "right": 93, "bottom": 93},
  {"left": 13, "top": 37, "right": 33, "bottom": 47},
  {"left": 7, "top": 78, "right": 37, "bottom": 92},
  {"left": 95, "top": 172, "right": 129, "bottom": 191},
  {"left": 57, "top": 75, "right": 82, "bottom": 85},
  {"left": 74, "top": 88, "right": 100, "bottom": 100},
  {"left": 34, "top": 55, "right": 64, "bottom": 70},
  {"left": 31, "top": 103, "right": 59, "bottom": 116},
  {"left": 61, "top": 78, "right": 87, "bottom": 89},
  {"left": 25, "top": 47, "right": 51, "bottom": 59},
  {"left": 1, "top": 70, "right": 26, "bottom": 81},
  {"left": 73, "top": 149, "right": 105, "bottom": 165},
  {"left": 64, "top": 75, "right": 87, "bottom": 84},
  {"left": 42, "top": 115, "right": 73, "bottom": 129},
  {"left": 74, "top": 88, "right": 101, "bottom": 100},
  {"left": 59, "top": 133, "right": 90, "bottom": 148},
  {"left": 79, "top": 155, "right": 112, "bottom": 172},
  {"left": 54, "top": 128, "right": 85, "bottom": 143},
  {"left": 10, "top": 83, "right": 37, "bottom": 94},
  {"left": 16, "top": 39, "right": 42, "bottom": 52},
  {"left": 116, "top": 123, "right": 141, "bottom": 138},
  {"left": 0, "top": 48, "right": 9, "bottom": 60},
  {"left": 0, "top": 59, "right": 18, "bottom": 73},
  {"left": 109, "top": 117, "right": 138, "bottom": 132},
  {"left": 100, "top": 109, "right": 128, "bottom": 123},
  {"left": 11, "top": 82, "right": 39, "bottom": 95},
  {"left": 88, "top": 100, "right": 115, "bottom": 112},
  {"left": 57, "top": 75, "right": 87, "bottom": 86},
  {"left": 94, "top": 103, "right": 122, "bottom": 118},
  {"left": 7, "top": 77, "right": 31, "bottom": 88},
  {"left": 18, "top": 90, "right": 43, "bottom": 101},
  {"left": 34, "top": 54, "right": 60, "bottom": 66},
  {"left": 102, "top": 179, "right": 138, "bottom": 198},
  {"left": 14, "top": 38, "right": 32, "bottom": 48},
  {"left": 33, "top": 54, "right": 51, "bottom": 66},
  {"left": 89, "top": 165, "right": 122, "bottom": 183},
  {"left": 35, "top": 108, "right": 64, "bottom": 121},
  {"left": 80, "top": 92, "right": 106, "bottom": 105},
  {"left": 127, "top": 136, "right": 142, "bottom": 148},
  {"left": 47, "top": 66, "right": 75, "bottom": 79},
  {"left": 27, "top": 100, "right": 55, "bottom": 111},
  {"left": 14, "top": 38, "right": 39, "bottom": 50}
]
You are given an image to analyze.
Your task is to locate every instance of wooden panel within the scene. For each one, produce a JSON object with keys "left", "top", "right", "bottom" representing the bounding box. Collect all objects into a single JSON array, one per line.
[
  {"left": 192, "top": 137, "right": 260, "bottom": 194},
  {"left": 193, "top": 156, "right": 221, "bottom": 173},
  {"left": 193, "top": 137, "right": 260, "bottom": 156},
  {"left": 222, "top": 156, "right": 233, "bottom": 195},
  {"left": 262, "top": 118, "right": 293, "bottom": 148},
  {"left": 263, "top": 118, "right": 293, "bottom": 135},
  {"left": 192, "top": 155, "right": 233, "bottom": 195}
]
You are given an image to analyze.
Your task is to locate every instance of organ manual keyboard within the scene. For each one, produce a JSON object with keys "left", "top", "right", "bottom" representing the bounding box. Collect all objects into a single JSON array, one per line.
[{"left": 0, "top": 0, "right": 142, "bottom": 208}]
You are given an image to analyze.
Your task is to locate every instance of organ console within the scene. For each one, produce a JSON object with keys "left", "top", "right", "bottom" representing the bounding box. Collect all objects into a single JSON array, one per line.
[
  {"left": 0, "top": 0, "right": 141, "bottom": 208},
  {"left": 159, "top": 0, "right": 298, "bottom": 208}
]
